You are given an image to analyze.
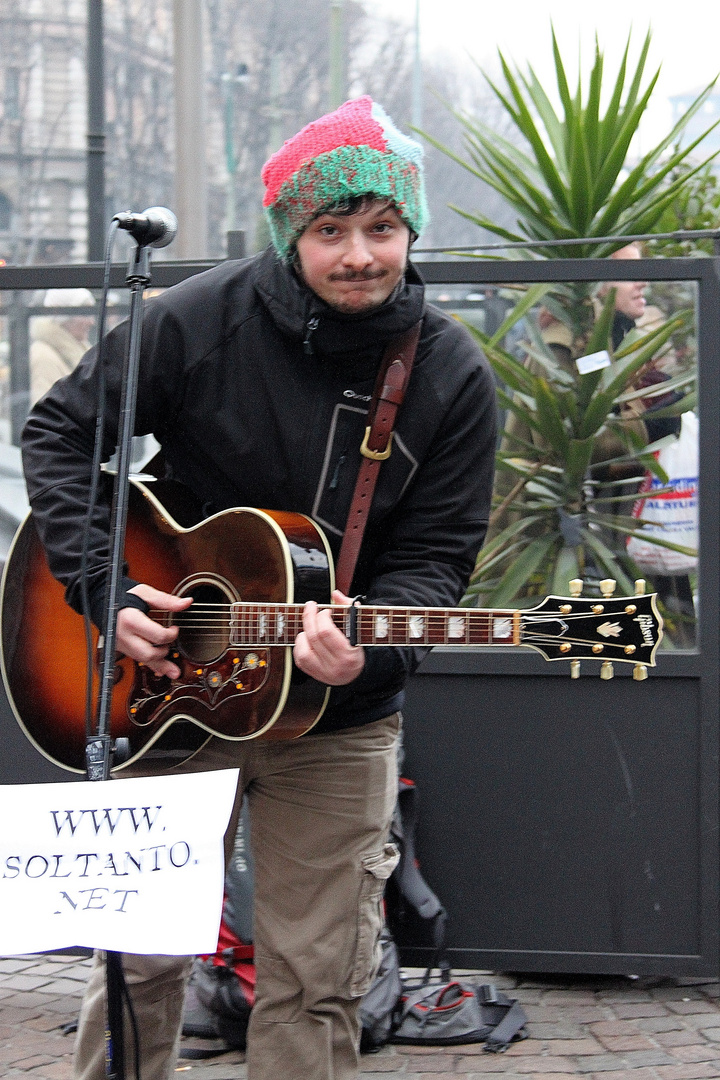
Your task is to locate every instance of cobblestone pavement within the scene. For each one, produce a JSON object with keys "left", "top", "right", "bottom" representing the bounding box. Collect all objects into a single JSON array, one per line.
[{"left": 3, "top": 952, "right": 720, "bottom": 1079}]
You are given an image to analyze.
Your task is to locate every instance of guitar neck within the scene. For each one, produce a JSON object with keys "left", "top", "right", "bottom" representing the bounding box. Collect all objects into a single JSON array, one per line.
[
  {"left": 228, "top": 603, "right": 518, "bottom": 648},
  {"left": 165, "top": 591, "right": 660, "bottom": 664}
]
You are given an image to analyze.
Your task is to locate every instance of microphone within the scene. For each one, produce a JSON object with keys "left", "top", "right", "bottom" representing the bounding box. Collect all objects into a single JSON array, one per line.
[{"left": 112, "top": 207, "right": 178, "bottom": 248}]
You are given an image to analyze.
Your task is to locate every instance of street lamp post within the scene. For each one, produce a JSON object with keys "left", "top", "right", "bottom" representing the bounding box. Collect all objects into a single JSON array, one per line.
[
  {"left": 221, "top": 63, "right": 249, "bottom": 234},
  {"left": 329, "top": 0, "right": 344, "bottom": 109},
  {"left": 173, "top": 0, "right": 208, "bottom": 259},
  {"left": 86, "top": 0, "right": 105, "bottom": 261},
  {"left": 412, "top": 0, "right": 422, "bottom": 130}
]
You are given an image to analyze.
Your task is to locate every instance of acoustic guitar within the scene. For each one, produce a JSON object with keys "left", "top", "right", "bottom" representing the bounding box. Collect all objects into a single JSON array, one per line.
[{"left": 0, "top": 479, "right": 662, "bottom": 776}]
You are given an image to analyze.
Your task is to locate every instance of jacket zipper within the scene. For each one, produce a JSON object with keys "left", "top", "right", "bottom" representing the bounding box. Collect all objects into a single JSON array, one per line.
[
  {"left": 329, "top": 450, "right": 347, "bottom": 490},
  {"left": 303, "top": 316, "right": 319, "bottom": 356}
]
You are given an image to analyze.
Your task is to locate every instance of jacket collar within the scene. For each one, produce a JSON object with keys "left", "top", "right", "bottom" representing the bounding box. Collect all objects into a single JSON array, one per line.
[{"left": 254, "top": 246, "right": 425, "bottom": 358}]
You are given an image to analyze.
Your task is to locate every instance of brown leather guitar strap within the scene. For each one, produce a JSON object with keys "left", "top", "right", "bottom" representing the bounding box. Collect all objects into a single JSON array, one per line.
[{"left": 334, "top": 320, "right": 422, "bottom": 596}]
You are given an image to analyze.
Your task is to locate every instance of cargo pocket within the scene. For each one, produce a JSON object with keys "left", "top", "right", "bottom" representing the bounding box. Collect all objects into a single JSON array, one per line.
[{"left": 349, "top": 842, "right": 400, "bottom": 997}]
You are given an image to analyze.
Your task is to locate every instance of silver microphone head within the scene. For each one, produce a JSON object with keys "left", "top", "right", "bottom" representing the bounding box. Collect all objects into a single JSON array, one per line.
[
  {"left": 142, "top": 207, "right": 178, "bottom": 248},
  {"left": 112, "top": 207, "right": 178, "bottom": 248}
]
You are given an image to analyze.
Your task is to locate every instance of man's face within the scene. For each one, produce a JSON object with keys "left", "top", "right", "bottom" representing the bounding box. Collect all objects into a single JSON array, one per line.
[
  {"left": 295, "top": 200, "right": 410, "bottom": 314},
  {"left": 609, "top": 244, "right": 647, "bottom": 321}
]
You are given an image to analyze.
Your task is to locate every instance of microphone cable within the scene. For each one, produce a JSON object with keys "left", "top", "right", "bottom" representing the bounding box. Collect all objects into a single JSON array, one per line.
[{"left": 80, "top": 218, "right": 120, "bottom": 750}]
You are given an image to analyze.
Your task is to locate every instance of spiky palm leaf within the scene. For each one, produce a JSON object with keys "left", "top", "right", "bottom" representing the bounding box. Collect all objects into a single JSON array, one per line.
[
  {"left": 425, "top": 30, "right": 705, "bottom": 616},
  {"left": 423, "top": 30, "right": 720, "bottom": 258},
  {"left": 465, "top": 307, "right": 696, "bottom": 607}
]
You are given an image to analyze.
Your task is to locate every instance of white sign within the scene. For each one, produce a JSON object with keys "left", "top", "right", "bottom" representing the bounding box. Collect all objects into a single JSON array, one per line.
[
  {"left": 0, "top": 770, "right": 239, "bottom": 956},
  {"left": 575, "top": 349, "right": 612, "bottom": 375}
]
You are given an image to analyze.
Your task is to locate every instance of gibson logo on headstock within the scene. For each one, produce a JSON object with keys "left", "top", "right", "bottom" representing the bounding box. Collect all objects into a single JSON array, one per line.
[{"left": 634, "top": 613, "right": 656, "bottom": 647}]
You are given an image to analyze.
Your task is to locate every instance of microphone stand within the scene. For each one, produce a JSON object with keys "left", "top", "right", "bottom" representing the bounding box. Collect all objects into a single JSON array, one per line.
[{"left": 85, "top": 238, "right": 155, "bottom": 1080}]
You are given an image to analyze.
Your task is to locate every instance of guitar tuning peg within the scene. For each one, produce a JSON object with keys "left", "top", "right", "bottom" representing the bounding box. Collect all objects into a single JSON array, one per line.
[
  {"left": 569, "top": 578, "right": 584, "bottom": 597},
  {"left": 634, "top": 579, "right": 646, "bottom": 596},
  {"left": 633, "top": 663, "right": 648, "bottom": 681},
  {"left": 599, "top": 578, "right": 616, "bottom": 597},
  {"left": 600, "top": 660, "right": 614, "bottom": 680},
  {"left": 571, "top": 659, "right": 581, "bottom": 679}
]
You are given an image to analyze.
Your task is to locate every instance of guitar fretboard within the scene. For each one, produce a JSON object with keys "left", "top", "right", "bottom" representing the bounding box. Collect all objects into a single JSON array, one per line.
[{"left": 228, "top": 603, "right": 519, "bottom": 647}]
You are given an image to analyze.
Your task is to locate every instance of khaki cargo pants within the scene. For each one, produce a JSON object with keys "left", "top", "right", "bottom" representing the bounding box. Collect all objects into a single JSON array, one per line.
[{"left": 73, "top": 713, "right": 401, "bottom": 1080}]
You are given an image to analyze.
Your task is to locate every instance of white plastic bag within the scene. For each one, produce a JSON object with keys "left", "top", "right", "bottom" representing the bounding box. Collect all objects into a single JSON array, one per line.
[{"left": 626, "top": 411, "right": 698, "bottom": 576}]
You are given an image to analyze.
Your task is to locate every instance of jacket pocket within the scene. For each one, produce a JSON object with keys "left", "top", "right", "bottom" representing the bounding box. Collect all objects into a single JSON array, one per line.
[
  {"left": 313, "top": 404, "right": 417, "bottom": 539},
  {"left": 349, "top": 843, "right": 400, "bottom": 997}
]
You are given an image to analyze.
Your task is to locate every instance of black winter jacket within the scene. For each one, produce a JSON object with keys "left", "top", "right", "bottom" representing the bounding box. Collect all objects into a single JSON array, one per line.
[{"left": 22, "top": 247, "right": 497, "bottom": 731}]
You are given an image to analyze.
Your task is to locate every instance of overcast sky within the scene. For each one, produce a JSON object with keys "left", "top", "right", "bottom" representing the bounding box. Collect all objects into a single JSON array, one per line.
[{"left": 366, "top": 0, "right": 720, "bottom": 145}]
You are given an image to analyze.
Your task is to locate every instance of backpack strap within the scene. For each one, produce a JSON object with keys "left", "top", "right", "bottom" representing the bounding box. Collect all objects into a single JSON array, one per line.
[
  {"left": 392, "top": 779, "right": 449, "bottom": 982},
  {"left": 476, "top": 987, "right": 528, "bottom": 1052}
]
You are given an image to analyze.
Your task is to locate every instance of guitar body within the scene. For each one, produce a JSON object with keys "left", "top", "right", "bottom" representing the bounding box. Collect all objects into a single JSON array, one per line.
[{"left": 0, "top": 480, "right": 333, "bottom": 775}]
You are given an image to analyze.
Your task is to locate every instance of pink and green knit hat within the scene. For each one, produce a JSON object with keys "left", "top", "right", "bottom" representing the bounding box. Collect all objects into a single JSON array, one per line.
[{"left": 261, "top": 96, "right": 428, "bottom": 259}]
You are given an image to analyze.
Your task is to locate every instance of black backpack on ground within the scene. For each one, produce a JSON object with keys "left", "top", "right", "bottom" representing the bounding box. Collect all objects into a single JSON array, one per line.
[
  {"left": 182, "top": 777, "right": 526, "bottom": 1056},
  {"left": 390, "top": 980, "right": 527, "bottom": 1050},
  {"left": 361, "top": 775, "right": 526, "bottom": 1053}
]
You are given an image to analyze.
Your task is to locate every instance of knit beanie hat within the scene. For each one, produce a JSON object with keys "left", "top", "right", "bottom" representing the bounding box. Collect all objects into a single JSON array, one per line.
[{"left": 261, "top": 96, "right": 428, "bottom": 259}]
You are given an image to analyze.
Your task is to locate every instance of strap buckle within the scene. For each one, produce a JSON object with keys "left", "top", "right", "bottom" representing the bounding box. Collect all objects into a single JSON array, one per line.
[{"left": 360, "top": 426, "right": 393, "bottom": 461}]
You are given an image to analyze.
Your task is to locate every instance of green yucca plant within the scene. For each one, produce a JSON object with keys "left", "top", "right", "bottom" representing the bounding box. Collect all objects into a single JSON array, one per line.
[
  {"left": 424, "top": 30, "right": 711, "bottom": 615},
  {"left": 462, "top": 298, "right": 696, "bottom": 608},
  {"left": 425, "top": 30, "right": 719, "bottom": 259}
]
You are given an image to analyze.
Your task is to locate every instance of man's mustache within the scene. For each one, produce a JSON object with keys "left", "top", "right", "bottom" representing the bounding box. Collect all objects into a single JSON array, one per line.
[{"left": 329, "top": 268, "right": 387, "bottom": 282}]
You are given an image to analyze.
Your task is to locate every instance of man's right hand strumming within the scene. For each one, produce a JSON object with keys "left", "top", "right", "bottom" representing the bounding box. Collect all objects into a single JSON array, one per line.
[{"left": 118, "top": 585, "right": 193, "bottom": 679}]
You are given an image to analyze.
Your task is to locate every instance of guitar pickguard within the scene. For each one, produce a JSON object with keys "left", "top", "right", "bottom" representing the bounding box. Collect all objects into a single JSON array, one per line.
[{"left": 127, "top": 649, "right": 270, "bottom": 728}]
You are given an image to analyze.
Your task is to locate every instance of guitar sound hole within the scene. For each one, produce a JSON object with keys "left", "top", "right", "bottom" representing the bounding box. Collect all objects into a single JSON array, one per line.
[{"left": 175, "top": 582, "right": 230, "bottom": 665}]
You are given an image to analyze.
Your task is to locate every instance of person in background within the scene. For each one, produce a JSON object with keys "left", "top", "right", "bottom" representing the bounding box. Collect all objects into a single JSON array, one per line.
[
  {"left": 29, "top": 288, "right": 95, "bottom": 406},
  {"left": 493, "top": 243, "right": 694, "bottom": 640},
  {"left": 491, "top": 243, "right": 682, "bottom": 524}
]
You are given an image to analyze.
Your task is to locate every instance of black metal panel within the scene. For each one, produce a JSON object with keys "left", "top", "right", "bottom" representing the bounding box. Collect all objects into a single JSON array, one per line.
[
  {"left": 0, "top": 254, "right": 717, "bottom": 976},
  {"left": 0, "top": 679, "right": 73, "bottom": 784},
  {"left": 0, "top": 262, "right": 218, "bottom": 291},
  {"left": 394, "top": 256, "right": 720, "bottom": 977},
  {"left": 417, "top": 256, "right": 711, "bottom": 283},
  {"left": 401, "top": 665, "right": 716, "bottom": 977}
]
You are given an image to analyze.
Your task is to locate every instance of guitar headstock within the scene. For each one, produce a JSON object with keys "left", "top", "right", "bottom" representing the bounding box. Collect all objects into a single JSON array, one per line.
[{"left": 520, "top": 582, "right": 662, "bottom": 678}]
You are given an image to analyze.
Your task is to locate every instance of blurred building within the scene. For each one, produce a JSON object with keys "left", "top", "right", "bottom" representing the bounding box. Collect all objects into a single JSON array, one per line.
[
  {"left": 0, "top": 0, "right": 179, "bottom": 264},
  {"left": 0, "top": 0, "right": 502, "bottom": 264}
]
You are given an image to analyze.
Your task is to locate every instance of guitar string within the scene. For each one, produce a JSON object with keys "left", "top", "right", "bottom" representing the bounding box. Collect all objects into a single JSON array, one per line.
[
  {"left": 145, "top": 608, "right": 647, "bottom": 626},
  {"left": 145, "top": 607, "right": 651, "bottom": 648},
  {"left": 144, "top": 621, "right": 643, "bottom": 632},
  {"left": 143, "top": 634, "right": 648, "bottom": 645},
  {"left": 141, "top": 623, "right": 641, "bottom": 649},
  {"left": 144, "top": 609, "right": 643, "bottom": 626}
]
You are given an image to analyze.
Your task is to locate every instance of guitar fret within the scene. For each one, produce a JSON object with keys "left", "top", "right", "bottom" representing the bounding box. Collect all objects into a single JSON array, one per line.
[
  {"left": 229, "top": 602, "right": 653, "bottom": 655},
  {"left": 282, "top": 607, "right": 294, "bottom": 645},
  {"left": 232, "top": 603, "right": 501, "bottom": 648},
  {"left": 490, "top": 612, "right": 515, "bottom": 644},
  {"left": 391, "top": 610, "right": 404, "bottom": 645}
]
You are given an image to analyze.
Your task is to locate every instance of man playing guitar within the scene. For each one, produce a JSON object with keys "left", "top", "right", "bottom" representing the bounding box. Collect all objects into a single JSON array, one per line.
[{"left": 21, "top": 97, "right": 497, "bottom": 1080}]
